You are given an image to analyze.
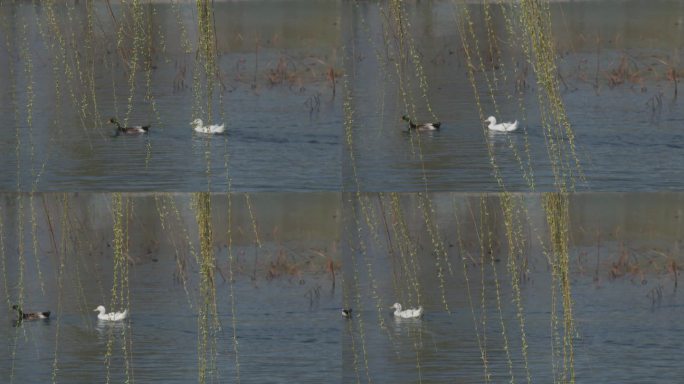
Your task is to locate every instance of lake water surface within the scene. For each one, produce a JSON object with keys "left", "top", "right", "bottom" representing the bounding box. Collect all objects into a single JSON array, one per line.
[
  {"left": 2, "top": 192, "right": 684, "bottom": 382},
  {"left": 343, "top": 193, "right": 684, "bottom": 382},
  {"left": 2, "top": 0, "right": 684, "bottom": 382},
  {"left": 1, "top": 1, "right": 341, "bottom": 191},
  {"left": 343, "top": 0, "right": 684, "bottom": 191},
  {"left": 0, "top": 193, "right": 341, "bottom": 383},
  {"left": 3, "top": 1, "right": 683, "bottom": 192}
]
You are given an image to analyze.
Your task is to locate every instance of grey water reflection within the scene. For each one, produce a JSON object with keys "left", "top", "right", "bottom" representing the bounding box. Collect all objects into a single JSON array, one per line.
[
  {"left": 343, "top": 193, "right": 684, "bottom": 383},
  {"left": 343, "top": 1, "right": 684, "bottom": 191},
  {"left": 0, "top": 193, "right": 341, "bottom": 383},
  {"left": 1, "top": 1, "right": 340, "bottom": 191}
]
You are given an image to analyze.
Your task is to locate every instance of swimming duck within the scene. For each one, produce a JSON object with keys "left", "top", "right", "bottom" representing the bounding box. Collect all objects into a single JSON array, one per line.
[
  {"left": 94, "top": 305, "right": 128, "bottom": 321},
  {"left": 342, "top": 308, "right": 352, "bottom": 319},
  {"left": 109, "top": 117, "right": 150, "bottom": 135},
  {"left": 485, "top": 116, "right": 518, "bottom": 132},
  {"left": 390, "top": 303, "right": 424, "bottom": 319},
  {"left": 12, "top": 304, "right": 50, "bottom": 321},
  {"left": 191, "top": 118, "right": 225, "bottom": 134},
  {"left": 402, "top": 115, "right": 441, "bottom": 132}
]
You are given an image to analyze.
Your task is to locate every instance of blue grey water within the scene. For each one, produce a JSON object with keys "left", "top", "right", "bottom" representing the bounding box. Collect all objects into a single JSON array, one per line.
[
  {"left": 2, "top": 192, "right": 684, "bottom": 382},
  {"left": 1, "top": 0, "right": 684, "bottom": 382},
  {"left": 3, "top": 277, "right": 340, "bottom": 383},
  {"left": 343, "top": 193, "right": 684, "bottom": 383},
  {"left": 0, "top": 193, "right": 341, "bottom": 383},
  {"left": 3, "top": 1, "right": 684, "bottom": 192},
  {"left": 1, "top": 1, "right": 341, "bottom": 191},
  {"left": 343, "top": 0, "right": 684, "bottom": 191}
]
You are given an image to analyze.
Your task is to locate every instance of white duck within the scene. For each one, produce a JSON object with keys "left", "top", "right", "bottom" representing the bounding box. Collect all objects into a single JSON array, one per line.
[
  {"left": 94, "top": 305, "right": 128, "bottom": 321},
  {"left": 191, "top": 118, "right": 225, "bottom": 134},
  {"left": 390, "top": 303, "right": 424, "bottom": 319},
  {"left": 485, "top": 116, "right": 518, "bottom": 132}
]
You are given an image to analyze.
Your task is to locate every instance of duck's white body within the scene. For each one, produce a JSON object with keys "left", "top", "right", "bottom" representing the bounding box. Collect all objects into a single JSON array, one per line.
[
  {"left": 191, "top": 118, "right": 225, "bottom": 134},
  {"left": 391, "top": 303, "right": 424, "bottom": 319},
  {"left": 485, "top": 116, "right": 518, "bottom": 132},
  {"left": 94, "top": 305, "right": 128, "bottom": 321}
]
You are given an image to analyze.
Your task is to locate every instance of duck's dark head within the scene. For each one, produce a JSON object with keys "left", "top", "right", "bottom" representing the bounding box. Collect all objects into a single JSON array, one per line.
[
  {"left": 11, "top": 304, "right": 19, "bottom": 310},
  {"left": 108, "top": 118, "right": 117, "bottom": 124},
  {"left": 401, "top": 115, "right": 411, "bottom": 122}
]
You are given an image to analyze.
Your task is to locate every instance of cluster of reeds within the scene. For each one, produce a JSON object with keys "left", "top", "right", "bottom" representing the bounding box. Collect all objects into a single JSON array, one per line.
[
  {"left": 569, "top": 226, "right": 682, "bottom": 294},
  {"left": 561, "top": 46, "right": 680, "bottom": 99},
  {"left": 264, "top": 248, "right": 339, "bottom": 284}
]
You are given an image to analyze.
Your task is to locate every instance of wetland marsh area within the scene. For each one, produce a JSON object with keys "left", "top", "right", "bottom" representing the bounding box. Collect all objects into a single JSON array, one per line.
[
  {"left": 1, "top": 193, "right": 341, "bottom": 383},
  {"left": 343, "top": 0, "right": 684, "bottom": 191},
  {"left": 343, "top": 193, "right": 684, "bottom": 383},
  {"left": 2, "top": 1, "right": 341, "bottom": 191},
  {"left": 2, "top": 0, "right": 684, "bottom": 383}
]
